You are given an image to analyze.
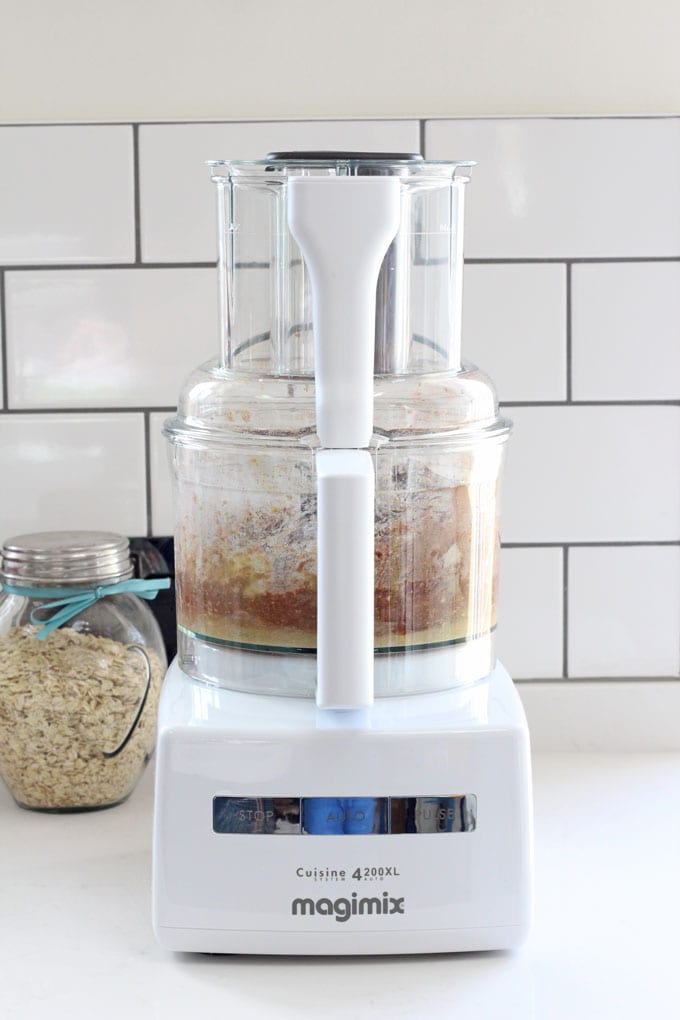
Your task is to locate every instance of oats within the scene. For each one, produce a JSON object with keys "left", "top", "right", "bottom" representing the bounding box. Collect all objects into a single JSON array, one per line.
[{"left": 0, "top": 626, "right": 164, "bottom": 811}]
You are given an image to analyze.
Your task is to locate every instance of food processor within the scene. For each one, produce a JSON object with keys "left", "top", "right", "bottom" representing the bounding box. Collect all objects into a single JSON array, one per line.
[{"left": 152, "top": 152, "right": 533, "bottom": 954}]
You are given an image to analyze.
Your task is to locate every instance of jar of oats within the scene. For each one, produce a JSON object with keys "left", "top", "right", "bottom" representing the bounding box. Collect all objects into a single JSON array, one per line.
[{"left": 0, "top": 531, "right": 168, "bottom": 812}]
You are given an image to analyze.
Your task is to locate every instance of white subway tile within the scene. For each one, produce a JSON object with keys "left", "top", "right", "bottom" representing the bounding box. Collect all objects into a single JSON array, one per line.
[
  {"left": 502, "top": 406, "right": 680, "bottom": 542},
  {"left": 0, "top": 126, "right": 134, "bottom": 264},
  {"left": 519, "top": 680, "right": 680, "bottom": 751},
  {"left": 497, "top": 547, "right": 564, "bottom": 679},
  {"left": 0, "top": 294, "right": 4, "bottom": 410},
  {"left": 463, "top": 263, "right": 566, "bottom": 400},
  {"left": 426, "top": 118, "right": 680, "bottom": 258},
  {"left": 139, "top": 121, "right": 420, "bottom": 262},
  {"left": 572, "top": 262, "right": 680, "bottom": 400},
  {"left": 5, "top": 269, "right": 217, "bottom": 408},
  {"left": 569, "top": 546, "right": 680, "bottom": 677},
  {"left": 0, "top": 413, "right": 146, "bottom": 537},
  {"left": 149, "top": 411, "right": 174, "bottom": 536}
]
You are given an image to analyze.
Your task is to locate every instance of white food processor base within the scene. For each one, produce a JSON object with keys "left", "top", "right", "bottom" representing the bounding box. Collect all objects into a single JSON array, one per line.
[{"left": 152, "top": 658, "right": 533, "bottom": 955}]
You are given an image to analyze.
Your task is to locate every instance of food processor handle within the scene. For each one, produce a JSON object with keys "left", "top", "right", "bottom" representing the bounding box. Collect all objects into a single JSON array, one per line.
[
  {"left": 288, "top": 177, "right": 401, "bottom": 709},
  {"left": 288, "top": 177, "right": 401, "bottom": 448},
  {"left": 315, "top": 449, "right": 375, "bottom": 709}
]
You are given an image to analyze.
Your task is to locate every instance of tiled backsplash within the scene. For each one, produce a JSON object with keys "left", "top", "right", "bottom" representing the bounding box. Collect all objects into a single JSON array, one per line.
[{"left": 1, "top": 117, "right": 678, "bottom": 682}]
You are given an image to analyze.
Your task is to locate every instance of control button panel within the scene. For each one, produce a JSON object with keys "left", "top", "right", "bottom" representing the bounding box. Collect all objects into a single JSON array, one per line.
[{"left": 212, "top": 795, "right": 477, "bottom": 835}]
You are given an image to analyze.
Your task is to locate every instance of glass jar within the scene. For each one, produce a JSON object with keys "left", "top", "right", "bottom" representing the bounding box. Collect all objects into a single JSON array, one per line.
[
  {"left": 0, "top": 531, "right": 168, "bottom": 812},
  {"left": 169, "top": 366, "right": 508, "bottom": 696}
]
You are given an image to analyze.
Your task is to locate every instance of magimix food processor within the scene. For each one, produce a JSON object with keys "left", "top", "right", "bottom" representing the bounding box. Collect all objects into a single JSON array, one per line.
[{"left": 152, "top": 153, "right": 533, "bottom": 954}]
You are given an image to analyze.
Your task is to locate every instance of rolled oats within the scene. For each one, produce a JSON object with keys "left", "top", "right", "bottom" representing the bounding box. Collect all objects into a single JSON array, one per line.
[{"left": 0, "top": 626, "right": 163, "bottom": 811}]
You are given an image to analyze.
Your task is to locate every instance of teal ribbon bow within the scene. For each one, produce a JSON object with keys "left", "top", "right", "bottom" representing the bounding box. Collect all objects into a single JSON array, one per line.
[{"left": 1, "top": 578, "right": 171, "bottom": 640}]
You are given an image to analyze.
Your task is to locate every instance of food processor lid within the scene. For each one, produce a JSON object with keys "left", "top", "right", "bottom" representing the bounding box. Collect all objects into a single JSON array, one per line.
[
  {"left": 207, "top": 153, "right": 475, "bottom": 179},
  {"left": 168, "top": 359, "right": 509, "bottom": 447},
  {"left": 172, "top": 149, "right": 499, "bottom": 442},
  {"left": 168, "top": 146, "right": 507, "bottom": 444},
  {"left": 265, "top": 151, "right": 424, "bottom": 161}
]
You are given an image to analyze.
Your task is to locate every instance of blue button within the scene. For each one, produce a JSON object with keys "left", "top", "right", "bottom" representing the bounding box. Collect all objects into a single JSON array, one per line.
[{"left": 301, "top": 797, "right": 389, "bottom": 835}]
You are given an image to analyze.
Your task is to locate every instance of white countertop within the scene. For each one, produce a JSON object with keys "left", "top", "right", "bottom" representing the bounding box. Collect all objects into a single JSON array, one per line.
[{"left": 2, "top": 752, "right": 678, "bottom": 1020}]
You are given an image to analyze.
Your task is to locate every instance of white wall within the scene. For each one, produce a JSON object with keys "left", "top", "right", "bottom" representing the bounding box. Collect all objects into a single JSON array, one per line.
[
  {"left": 1, "top": 114, "right": 679, "bottom": 685},
  {"left": 1, "top": 0, "right": 679, "bottom": 122}
]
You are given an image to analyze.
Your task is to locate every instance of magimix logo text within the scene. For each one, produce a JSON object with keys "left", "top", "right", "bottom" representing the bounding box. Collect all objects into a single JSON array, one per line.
[{"left": 291, "top": 891, "right": 405, "bottom": 923}]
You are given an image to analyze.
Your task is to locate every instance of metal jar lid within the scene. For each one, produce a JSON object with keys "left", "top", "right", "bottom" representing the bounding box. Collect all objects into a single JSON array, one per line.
[{"left": 0, "top": 531, "right": 134, "bottom": 586}]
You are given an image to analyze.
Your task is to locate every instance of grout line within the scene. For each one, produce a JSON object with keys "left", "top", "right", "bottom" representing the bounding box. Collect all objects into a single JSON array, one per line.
[
  {"left": 1, "top": 257, "right": 677, "bottom": 272},
  {"left": 0, "top": 403, "right": 676, "bottom": 417},
  {"left": 0, "top": 405, "right": 177, "bottom": 415},
  {"left": 500, "top": 399, "right": 680, "bottom": 407},
  {"left": 132, "top": 124, "right": 142, "bottom": 264},
  {"left": 0, "top": 403, "right": 675, "bottom": 417},
  {"left": 565, "top": 263, "right": 572, "bottom": 402},
  {"left": 465, "top": 256, "right": 680, "bottom": 264},
  {"left": 418, "top": 114, "right": 680, "bottom": 123},
  {"left": 419, "top": 119, "right": 426, "bottom": 156},
  {"left": 562, "top": 546, "right": 569, "bottom": 679},
  {"left": 0, "top": 271, "right": 8, "bottom": 409},
  {"left": 502, "top": 540, "right": 680, "bottom": 548},
  {"left": 466, "top": 258, "right": 567, "bottom": 265},
  {"left": 1, "top": 262, "right": 216, "bottom": 272},
  {"left": 1, "top": 116, "right": 679, "bottom": 129},
  {"left": 515, "top": 675, "right": 680, "bottom": 684},
  {"left": 143, "top": 411, "right": 152, "bottom": 537},
  {"left": 0, "top": 116, "right": 426, "bottom": 129}
]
